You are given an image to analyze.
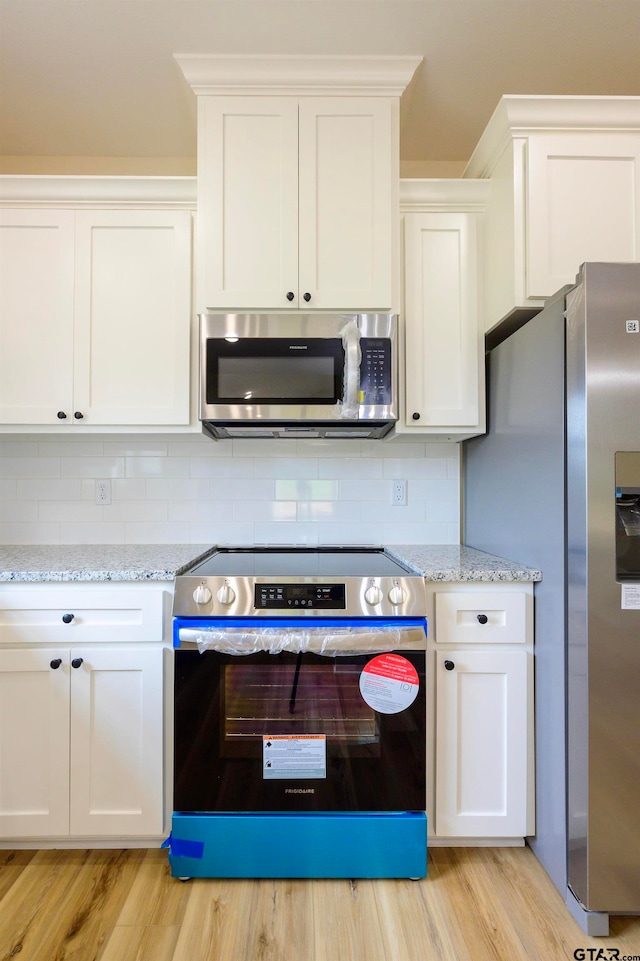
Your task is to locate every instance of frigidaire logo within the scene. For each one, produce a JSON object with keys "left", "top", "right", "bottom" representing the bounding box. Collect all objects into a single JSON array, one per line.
[
  {"left": 285, "top": 788, "right": 315, "bottom": 794},
  {"left": 288, "top": 345, "right": 308, "bottom": 350}
]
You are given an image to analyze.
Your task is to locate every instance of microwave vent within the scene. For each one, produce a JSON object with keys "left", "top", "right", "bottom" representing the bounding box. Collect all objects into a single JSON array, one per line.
[{"left": 202, "top": 422, "right": 394, "bottom": 441}]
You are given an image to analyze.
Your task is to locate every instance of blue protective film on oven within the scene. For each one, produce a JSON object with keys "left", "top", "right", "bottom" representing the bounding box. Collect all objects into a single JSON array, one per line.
[{"left": 167, "top": 812, "right": 427, "bottom": 879}]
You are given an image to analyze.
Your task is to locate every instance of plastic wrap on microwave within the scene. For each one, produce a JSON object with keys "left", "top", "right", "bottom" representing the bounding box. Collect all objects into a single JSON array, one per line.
[
  {"left": 336, "top": 317, "right": 362, "bottom": 418},
  {"left": 178, "top": 623, "right": 426, "bottom": 655}
]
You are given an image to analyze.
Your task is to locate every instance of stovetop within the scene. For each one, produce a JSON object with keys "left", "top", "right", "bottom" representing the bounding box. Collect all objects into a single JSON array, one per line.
[
  {"left": 186, "top": 546, "right": 414, "bottom": 579},
  {"left": 173, "top": 546, "right": 426, "bottom": 619}
]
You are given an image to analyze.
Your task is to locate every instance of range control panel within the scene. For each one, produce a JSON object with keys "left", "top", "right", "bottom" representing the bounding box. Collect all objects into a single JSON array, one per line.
[{"left": 255, "top": 583, "right": 347, "bottom": 610}]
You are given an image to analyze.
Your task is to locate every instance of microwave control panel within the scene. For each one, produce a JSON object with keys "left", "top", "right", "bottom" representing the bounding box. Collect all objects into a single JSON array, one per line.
[{"left": 359, "top": 339, "right": 392, "bottom": 406}]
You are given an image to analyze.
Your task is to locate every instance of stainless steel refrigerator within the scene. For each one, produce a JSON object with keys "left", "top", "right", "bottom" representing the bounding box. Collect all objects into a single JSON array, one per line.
[{"left": 464, "top": 262, "right": 640, "bottom": 935}]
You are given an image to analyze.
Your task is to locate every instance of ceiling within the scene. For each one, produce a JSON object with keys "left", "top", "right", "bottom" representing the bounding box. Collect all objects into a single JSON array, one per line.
[{"left": 1, "top": 0, "right": 639, "bottom": 176}]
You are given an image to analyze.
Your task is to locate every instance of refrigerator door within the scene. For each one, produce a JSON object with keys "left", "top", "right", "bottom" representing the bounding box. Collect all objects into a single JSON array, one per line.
[{"left": 566, "top": 262, "right": 640, "bottom": 912}]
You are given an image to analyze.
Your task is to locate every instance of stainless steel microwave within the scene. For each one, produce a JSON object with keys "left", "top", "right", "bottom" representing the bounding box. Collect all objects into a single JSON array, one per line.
[{"left": 199, "top": 313, "right": 398, "bottom": 439}]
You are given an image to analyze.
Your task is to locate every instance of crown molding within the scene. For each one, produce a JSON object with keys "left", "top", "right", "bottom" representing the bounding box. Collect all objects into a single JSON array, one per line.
[
  {"left": 465, "top": 95, "right": 640, "bottom": 178},
  {"left": 174, "top": 54, "right": 422, "bottom": 97},
  {"left": 0, "top": 176, "right": 197, "bottom": 206},
  {"left": 399, "top": 178, "right": 490, "bottom": 212}
]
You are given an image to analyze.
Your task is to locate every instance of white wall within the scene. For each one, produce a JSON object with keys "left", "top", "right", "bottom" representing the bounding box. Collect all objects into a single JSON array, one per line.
[{"left": 0, "top": 435, "right": 460, "bottom": 545}]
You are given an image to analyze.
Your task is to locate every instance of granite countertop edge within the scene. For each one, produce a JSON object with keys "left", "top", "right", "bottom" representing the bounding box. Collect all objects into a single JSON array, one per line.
[
  {"left": 385, "top": 545, "right": 542, "bottom": 583},
  {"left": 0, "top": 544, "right": 541, "bottom": 584},
  {"left": 0, "top": 544, "right": 216, "bottom": 583}
]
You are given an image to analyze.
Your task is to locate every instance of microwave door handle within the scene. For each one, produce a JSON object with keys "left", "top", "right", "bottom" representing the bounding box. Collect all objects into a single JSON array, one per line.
[{"left": 341, "top": 320, "right": 362, "bottom": 417}]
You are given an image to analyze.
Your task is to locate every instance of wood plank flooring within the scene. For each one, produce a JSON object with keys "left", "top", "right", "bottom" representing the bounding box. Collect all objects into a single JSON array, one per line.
[{"left": 1, "top": 846, "right": 639, "bottom": 961}]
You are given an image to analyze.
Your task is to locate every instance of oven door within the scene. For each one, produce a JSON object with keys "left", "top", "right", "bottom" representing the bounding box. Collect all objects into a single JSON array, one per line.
[{"left": 173, "top": 628, "right": 425, "bottom": 814}]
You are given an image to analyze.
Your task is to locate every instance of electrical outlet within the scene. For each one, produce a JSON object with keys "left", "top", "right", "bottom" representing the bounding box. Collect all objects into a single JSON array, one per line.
[
  {"left": 391, "top": 479, "right": 407, "bottom": 506},
  {"left": 95, "top": 480, "right": 111, "bottom": 505}
]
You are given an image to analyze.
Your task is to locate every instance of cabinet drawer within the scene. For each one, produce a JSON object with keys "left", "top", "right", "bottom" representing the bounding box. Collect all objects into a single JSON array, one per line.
[
  {"left": 435, "top": 591, "right": 527, "bottom": 645},
  {"left": 0, "top": 589, "right": 164, "bottom": 645}
]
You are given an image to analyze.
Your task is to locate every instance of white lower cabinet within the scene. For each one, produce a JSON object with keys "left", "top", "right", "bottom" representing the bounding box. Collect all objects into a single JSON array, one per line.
[
  {"left": 0, "top": 645, "right": 163, "bottom": 838},
  {"left": 435, "top": 648, "right": 529, "bottom": 837},
  {"left": 428, "top": 584, "right": 534, "bottom": 841},
  {"left": 0, "top": 583, "right": 167, "bottom": 842},
  {"left": 0, "top": 646, "right": 70, "bottom": 837}
]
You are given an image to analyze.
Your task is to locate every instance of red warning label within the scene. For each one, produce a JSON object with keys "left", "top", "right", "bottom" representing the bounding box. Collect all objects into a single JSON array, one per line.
[{"left": 359, "top": 653, "right": 419, "bottom": 714}]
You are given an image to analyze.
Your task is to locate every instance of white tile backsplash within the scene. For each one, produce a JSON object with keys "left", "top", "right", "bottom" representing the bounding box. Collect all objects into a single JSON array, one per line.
[{"left": 0, "top": 434, "right": 461, "bottom": 545}]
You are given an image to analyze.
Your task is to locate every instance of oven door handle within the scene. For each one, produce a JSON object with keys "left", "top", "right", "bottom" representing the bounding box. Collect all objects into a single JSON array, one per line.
[{"left": 173, "top": 616, "right": 427, "bottom": 654}]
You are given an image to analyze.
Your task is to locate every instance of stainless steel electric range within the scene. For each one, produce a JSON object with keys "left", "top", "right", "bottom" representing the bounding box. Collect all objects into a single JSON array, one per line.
[{"left": 166, "top": 546, "right": 428, "bottom": 880}]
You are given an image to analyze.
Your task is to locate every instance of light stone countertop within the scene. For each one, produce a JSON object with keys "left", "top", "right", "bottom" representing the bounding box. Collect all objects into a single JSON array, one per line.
[
  {"left": 0, "top": 544, "right": 216, "bottom": 582},
  {"left": 0, "top": 543, "right": 541, "bottom": 584},
  {"left": 386, "top": 544, "right": 541, "bottom": 582}
]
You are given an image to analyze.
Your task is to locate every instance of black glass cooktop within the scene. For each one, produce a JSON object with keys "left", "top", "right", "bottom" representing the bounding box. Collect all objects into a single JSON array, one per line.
[{"left": 187, "top": 546, "right": 414, "bottom": 578}]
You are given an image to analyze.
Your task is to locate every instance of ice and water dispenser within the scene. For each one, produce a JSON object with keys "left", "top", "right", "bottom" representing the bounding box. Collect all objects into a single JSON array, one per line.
[{"left": 615, "top": 452, "right": 640, "bottom": 579}]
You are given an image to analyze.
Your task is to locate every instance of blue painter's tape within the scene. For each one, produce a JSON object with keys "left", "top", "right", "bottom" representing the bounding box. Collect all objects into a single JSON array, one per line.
[
  {"left": 162, "top": 832, "right": 205, "bottom": 860},
  {"left": 173, "top": 837, "right": 205, "bottom": 859}
]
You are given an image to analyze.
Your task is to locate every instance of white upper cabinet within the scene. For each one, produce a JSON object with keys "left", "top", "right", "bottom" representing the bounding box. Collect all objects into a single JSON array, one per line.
[
  {"left": 176, "top": 55, "right": 421, "bottom": 313},
  {"left": 197, "top": 95, "right": 394, "bottom": 311},
  {"left": 0, "top": 209, "right": 75, "bottom": 424},
  {"left": 464, "top": 96, "right": 640, "bottom": 332},
  {"left": 0, "top": 179, "right": 194, "bottom": 428},
  {"left": 196, "top": 96, "right": 299, "bottom": 310},
  {"left": 525, "top": 132, "right": 639, "bottom": 298},
  {"left": 397, "top": 180, "right": 488, "bottom": 440},
  {"left": 73, "top": 209, "right": 192, "bottom": 426},
  {"left": 298, "top": 97, "right": 393, "bottom": 310}
]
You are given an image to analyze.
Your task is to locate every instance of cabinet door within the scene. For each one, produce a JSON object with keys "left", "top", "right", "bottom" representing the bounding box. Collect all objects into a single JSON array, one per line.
[
  {"left": 0, "top": 209, "right": 75, "bottom": 424},
  {"left": 69, "top": 646, "right": 163, "bottom": 836},
  {"left": 403, "top": 212, "right": 482, "bottom": 429},
  {"left": 0, "top": 648, "right": 70, "bottom": 836},
  {"left": 526, "top": 133, "right": 640, "bottom": 299},
  {"left": 73, "top": 210, "right": 191, "bottom": 425},
  {"left": 197, "top": 96, "right": 299, "bottom": 310},
  {"left": 435, "top": 649, "right": 529, "bottom": 837},
  {"left": 298, "top": 97, "right": 393, "bottom": 310}
]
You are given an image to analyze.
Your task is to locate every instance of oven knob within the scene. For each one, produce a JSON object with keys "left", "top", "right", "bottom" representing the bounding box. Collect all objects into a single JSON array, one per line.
[
  {"left": 388, "top": 583, "right": 407, "bottom": 606},
  {"left": 364, "top": 585, "right": 383, "bottom": 606},
  {"left": 216, "top": 583, "right": 236, "bottom": 606},
  {"left": 193, "top": 584, "right": 212, "bottom": 606}
]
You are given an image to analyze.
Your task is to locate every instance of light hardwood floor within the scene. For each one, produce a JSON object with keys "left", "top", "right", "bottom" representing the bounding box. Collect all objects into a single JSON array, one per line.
[{"left": 1, "top": 846, "right": 639, "bottom": 961}]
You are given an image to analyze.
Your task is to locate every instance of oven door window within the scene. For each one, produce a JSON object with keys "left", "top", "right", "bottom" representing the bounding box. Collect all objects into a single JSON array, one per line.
[
  {"left": 173, "top": 650, "right": 425, "bottom": 813},
  {"left": 205, "top": 338, "right": 344, "bottom": 405}
]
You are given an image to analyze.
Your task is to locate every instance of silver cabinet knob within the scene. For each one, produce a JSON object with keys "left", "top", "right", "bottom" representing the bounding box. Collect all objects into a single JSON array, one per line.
[
  {"left": 388, "top": 583, "right": 407, "bottom": 606},
  {"left": 193, "top": 584, "right": 212, "bottom": 606},
  {"left": 216, "top": 582, "right": 236, "bottom": 606},
  {"left": 364, "top": 585, "right": 383, "bottom": 606}
]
